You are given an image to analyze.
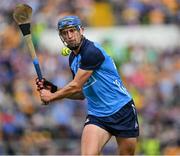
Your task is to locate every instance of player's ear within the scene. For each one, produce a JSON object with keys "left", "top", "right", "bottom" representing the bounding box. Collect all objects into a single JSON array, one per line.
[{"left": 79, "top": 27, "right": 84, "bottom": 35}]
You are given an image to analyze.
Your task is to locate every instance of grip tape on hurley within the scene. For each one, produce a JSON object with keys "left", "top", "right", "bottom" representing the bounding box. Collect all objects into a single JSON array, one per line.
[
  {"left": 19, "top": 23, "right": 31, "bottom": 36},
  {"left": 33, "top": 58, "right": 43, "bottom": 80}
]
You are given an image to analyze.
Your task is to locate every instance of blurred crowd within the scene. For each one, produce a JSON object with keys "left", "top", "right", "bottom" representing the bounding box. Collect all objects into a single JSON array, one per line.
[
  {"left": 0, "top": 0, "right": 180, "bottom": 27},
  {"left": 0, "top": 0, "right": 180, "bottom": 155}
]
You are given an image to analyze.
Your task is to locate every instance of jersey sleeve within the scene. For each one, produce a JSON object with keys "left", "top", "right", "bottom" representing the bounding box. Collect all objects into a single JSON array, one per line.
[{"left": 80, "top": 48, "right": 105, "bottom": 70}]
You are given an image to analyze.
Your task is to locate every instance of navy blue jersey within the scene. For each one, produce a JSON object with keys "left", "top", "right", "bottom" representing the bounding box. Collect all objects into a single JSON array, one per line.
[{"left": 69, "top": 38, "right": 132, "bottom": 117}]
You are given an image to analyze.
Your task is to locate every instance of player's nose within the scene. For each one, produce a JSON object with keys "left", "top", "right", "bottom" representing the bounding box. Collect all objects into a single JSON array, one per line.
[{"left": 67, "top": 31, "right": 73, "bottom": 38}]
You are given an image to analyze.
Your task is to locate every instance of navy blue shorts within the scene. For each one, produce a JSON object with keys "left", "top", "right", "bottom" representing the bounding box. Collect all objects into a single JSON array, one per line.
[{"left": 84, "top": 100, "right": 139, "bottom": 138}]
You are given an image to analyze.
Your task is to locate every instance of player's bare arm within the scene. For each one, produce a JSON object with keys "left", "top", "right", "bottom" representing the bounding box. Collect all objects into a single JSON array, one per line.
[
  {"left": 39, "top": 69, "right": 93, "bottom": 103},
  {"left": 36, "top": 78, "right": 85, "bottom": 100},
  {"left": 66, "top": 91, "right": 85, "bottom": 100}
]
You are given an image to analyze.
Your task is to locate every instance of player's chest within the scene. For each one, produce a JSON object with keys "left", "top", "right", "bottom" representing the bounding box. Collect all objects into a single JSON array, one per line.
[{"left": 70, "top": 55, "right": 81, "bottom": 74}]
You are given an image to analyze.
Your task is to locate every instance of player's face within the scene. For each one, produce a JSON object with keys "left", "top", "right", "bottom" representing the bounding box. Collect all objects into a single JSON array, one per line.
[{"left": 59, "top": 27, "right": 83, "bottom": 49}]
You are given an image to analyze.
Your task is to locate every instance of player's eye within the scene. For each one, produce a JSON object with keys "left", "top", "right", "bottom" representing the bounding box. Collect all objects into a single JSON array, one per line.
[
  {"left": 60, "top": 31, "right": 67, "bottom": 36},
  {"left": 69, "top": 28, "right": 76, "bottom": 33},
  {"left": 60, "top": 28, "right": 76, "bottom": 37}
]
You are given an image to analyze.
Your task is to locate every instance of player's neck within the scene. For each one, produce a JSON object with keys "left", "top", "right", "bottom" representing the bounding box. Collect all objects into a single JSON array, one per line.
[{"left": 73, "top": 47, "right": 81, "bottom": 55}]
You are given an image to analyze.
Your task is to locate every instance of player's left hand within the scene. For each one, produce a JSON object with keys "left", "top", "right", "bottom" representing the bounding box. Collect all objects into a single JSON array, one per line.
[
  {"left": 36, "top": 78, "right": 58, "bottom": 93},
  {"left": 40, "top": 89, "right": 54, "bottom": 103}
]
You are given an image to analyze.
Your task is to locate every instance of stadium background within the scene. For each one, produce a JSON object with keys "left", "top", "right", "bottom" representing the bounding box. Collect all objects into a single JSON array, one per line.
[{"left": 0, "top": 0, "right": 180, "bottom": 155}]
